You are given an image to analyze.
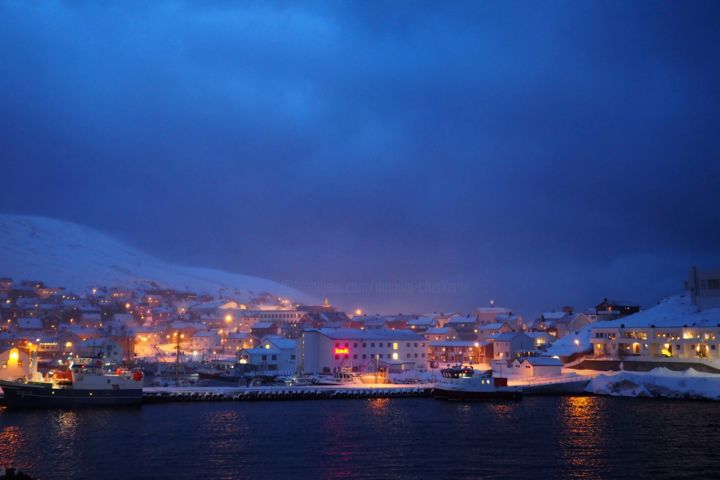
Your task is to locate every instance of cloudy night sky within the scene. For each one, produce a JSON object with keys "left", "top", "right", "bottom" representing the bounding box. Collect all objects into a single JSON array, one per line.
[{"left": 1, "top": 1, "right": 719, "bottom": 316}]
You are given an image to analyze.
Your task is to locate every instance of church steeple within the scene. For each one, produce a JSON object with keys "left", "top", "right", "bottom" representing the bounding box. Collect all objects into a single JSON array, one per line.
[{"left": 322, "top": 297, "right": 331, "bottom": 308}]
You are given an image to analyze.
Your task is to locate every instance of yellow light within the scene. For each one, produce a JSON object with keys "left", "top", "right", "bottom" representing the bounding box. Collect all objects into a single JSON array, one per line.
[
  {"left": 65, "top": 341, "right": 73, "bottom": 348},
  {"left": 8, "top": 348, "right": 20, "bottom": 368},
  {"left": 391, "top": 352, "right": 399, "bottom": 360},
  {"left": 392, "top": 342, "right": 398, "bottom": 350},
  {"left": 354, "top": 309, "right": 363, "bottom": 316},
  {"left": 265, "top": 344, "right": 270, "bottom": 349},
  {"left": 225, "top": 314, "right": 233, "bottom": 323}
]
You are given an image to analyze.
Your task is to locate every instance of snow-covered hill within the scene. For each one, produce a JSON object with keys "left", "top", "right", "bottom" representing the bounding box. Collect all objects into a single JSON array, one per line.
[{"left": 0, "top": 214, "right": 314, "bottom": 304}]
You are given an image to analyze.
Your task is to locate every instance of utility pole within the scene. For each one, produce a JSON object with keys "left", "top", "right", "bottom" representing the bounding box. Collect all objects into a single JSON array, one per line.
[{"left": 174, "top": 332, "right": 183, "bottom": 384}]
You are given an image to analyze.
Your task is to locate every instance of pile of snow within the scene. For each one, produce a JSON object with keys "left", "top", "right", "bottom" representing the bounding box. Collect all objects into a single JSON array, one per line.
[
  {"left": 587, "top": 367, "right": 720, "bottom": 400},
  {"left": 0, "top": 214, "right": 314, "bottom": 304},
  {"left": 546, "top": 294, "right": 720, "bottom": 357}
]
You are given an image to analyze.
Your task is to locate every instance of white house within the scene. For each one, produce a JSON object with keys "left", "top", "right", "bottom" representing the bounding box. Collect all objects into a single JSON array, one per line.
[
  {"left": 510, "top": 356, "right": 563, "bottom": 377},
  {"left": 238, "top": 336, "right": 297, "bottom": 375},
  {"left": 0, "top": 347, "right": 38, "bottom": 381}
]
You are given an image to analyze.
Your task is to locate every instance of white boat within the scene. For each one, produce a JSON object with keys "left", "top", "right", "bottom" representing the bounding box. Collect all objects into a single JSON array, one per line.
[
  {"left": 433, "top": 365, "right": 522, "bottom": 400},
  {"left": 0, "top": 356, "right": 144, "bottom": 408}
]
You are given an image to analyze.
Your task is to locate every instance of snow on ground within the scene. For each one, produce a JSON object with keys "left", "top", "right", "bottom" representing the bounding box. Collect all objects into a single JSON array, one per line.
[
  {"left": 587, "top": 367, "right": 720, "bottom": 400},
  {"left": 546, "top": 293, "right": 720, "bottom": 357},
  {"left": 0, "top": 214, "right": 315, "bottom": 303}
]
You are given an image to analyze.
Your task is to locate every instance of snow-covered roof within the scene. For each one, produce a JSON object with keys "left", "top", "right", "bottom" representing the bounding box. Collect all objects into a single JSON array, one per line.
[
  {"left": 541, "top": 312, "right": 567, "bottom": 320},
  {"left": 311, "top": 328, "right": 423, "bottom": 341},
  {"left": 518, "top": 357, "right": 562, "bottom": 367},
  {"left": 429, "top": 340, "right": 489, "bottom": 348},
  {"left": 425, "top": 327, "right": 454, "bottom": 335},
  {"left": 493, "top": 332, "right": 522, "bottom": 342},
  {"left": 263, "top": 336, "right": 296, "bottom": 350},
  {"left": 478, "top": 322, "right": 507, "bottom": 330},
  {"left": 407, "top": 317, "right": 435, "bottom": 326},
  {"left": 447, "top": 316, "right": 475, "bottom": 324}
]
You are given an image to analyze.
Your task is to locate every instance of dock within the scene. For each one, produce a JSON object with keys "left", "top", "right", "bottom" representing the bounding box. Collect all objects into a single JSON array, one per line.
[{"left": 142, "top": 384, "right": 435, "bottom": 403}]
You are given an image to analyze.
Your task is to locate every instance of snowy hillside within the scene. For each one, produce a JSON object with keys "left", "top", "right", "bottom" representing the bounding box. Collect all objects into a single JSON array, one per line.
[
  {"left": 547, "top": 293, "right": 720, "bottom": 356},
  {"left": 0, "top": 214, "right": 314, "bottom": 304}
]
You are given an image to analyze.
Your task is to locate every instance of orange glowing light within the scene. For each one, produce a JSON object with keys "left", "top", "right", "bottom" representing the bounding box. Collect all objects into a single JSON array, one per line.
[{"left": 334, "top": 347, "right": 350, "bottom": 355}]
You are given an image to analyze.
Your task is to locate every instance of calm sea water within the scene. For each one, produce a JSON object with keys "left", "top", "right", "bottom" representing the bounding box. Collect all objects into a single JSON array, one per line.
[{"left": 0, "top": 396, "right": 718, "bottom": 479}]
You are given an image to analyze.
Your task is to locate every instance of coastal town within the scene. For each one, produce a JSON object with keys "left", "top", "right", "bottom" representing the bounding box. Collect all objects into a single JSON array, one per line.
[{"left": 2, "top": 266, "right": 719, "bottom": 402}]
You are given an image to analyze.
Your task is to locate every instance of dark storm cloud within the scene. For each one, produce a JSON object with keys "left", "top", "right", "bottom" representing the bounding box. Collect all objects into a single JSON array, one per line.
[{"left": 1, "top": 1, "right": 719, "bottom": 315}]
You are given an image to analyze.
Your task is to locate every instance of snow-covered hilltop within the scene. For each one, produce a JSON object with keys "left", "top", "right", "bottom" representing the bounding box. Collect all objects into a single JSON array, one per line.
[{"left": 0, "top": 214, "right": 314, "bottom": 304}]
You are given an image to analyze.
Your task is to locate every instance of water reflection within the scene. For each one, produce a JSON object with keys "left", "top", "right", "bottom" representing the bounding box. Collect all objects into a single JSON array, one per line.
[
  {"left": 558, "top": 396, "right": 608, "bottom": 479},
  {"left": 0, "top": 425, "right": 26, "bottom": 470},
  {"left": 485, "top": 402, "right": 516, "bottom": 419},
  {"left": 367, "top": 398, "right": 390, "bottom": 416},
  {"left": 54, "top": 411, "right": 79, "bottom": 441}
]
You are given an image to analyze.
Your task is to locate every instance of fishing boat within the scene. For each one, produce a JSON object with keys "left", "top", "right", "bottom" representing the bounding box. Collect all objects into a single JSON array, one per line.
[
  {"left": 0, "top": 356, "right": 143, "bottom": 408},
  {"left": 433, "top": 365, "right": 522, "bottom": 400}
]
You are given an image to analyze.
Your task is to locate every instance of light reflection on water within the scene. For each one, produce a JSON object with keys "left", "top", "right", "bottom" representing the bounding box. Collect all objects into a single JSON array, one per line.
[
  {"left": 558, "top": 396, "right": 608, "bottom": 479},
  {"left": 0, "top": 398, "right": 718, "bottom": 479}
]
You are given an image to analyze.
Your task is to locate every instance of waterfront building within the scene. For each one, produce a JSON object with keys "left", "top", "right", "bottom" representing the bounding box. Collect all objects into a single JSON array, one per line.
[
  {"left": 591, "top": 324, "right": 720, "bottom": 361},
  {"left": 300, "top": 328, "right": 426, "bottom": 374},
  {"left": 510, "top": 356, "right": 563, "bottom": 377},
  {"left": 237, "top": 336, "right": 297, "bottom": 375},
  {"left": 0, "top": 347, "right": 36, "bottom": 380}
]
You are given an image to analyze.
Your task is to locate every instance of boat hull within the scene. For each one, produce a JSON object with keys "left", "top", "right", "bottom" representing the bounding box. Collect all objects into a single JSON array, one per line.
[
  {"left": 433, "top": 386, "right": 522, "bottom": 401},
  {"left": 0, "top": 381, "right": 142, "bottom": 409}
]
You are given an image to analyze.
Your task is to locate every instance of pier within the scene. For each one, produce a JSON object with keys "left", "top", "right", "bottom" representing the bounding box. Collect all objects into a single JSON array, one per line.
[{"left": 142, "top": 384, "right": 435, "bottom": 403}]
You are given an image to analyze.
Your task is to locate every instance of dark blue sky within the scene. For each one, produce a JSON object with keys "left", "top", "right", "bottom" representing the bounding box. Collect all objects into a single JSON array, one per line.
[{"left": 1, "top": 1, "right": 719, "bottom": 316}]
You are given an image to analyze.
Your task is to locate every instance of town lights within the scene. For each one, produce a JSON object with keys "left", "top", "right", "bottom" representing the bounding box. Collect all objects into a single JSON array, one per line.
[
  {"left": 225, "top": 314, "right": 233, "bottom": 323},
  {"left": 574, "top": 339, "right": 580, "bottom": 347},
  {"left": 354, "top": 308, "right": 363, "bottom": 316}
]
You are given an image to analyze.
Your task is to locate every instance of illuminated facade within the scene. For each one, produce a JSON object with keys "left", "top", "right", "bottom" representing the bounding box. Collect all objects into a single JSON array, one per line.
[
  {"left": 300, "top": 328, "right": 426, "bottom": 374},
  {"left": 591, "top": 325, "right": 720, "bottom": 361}
]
